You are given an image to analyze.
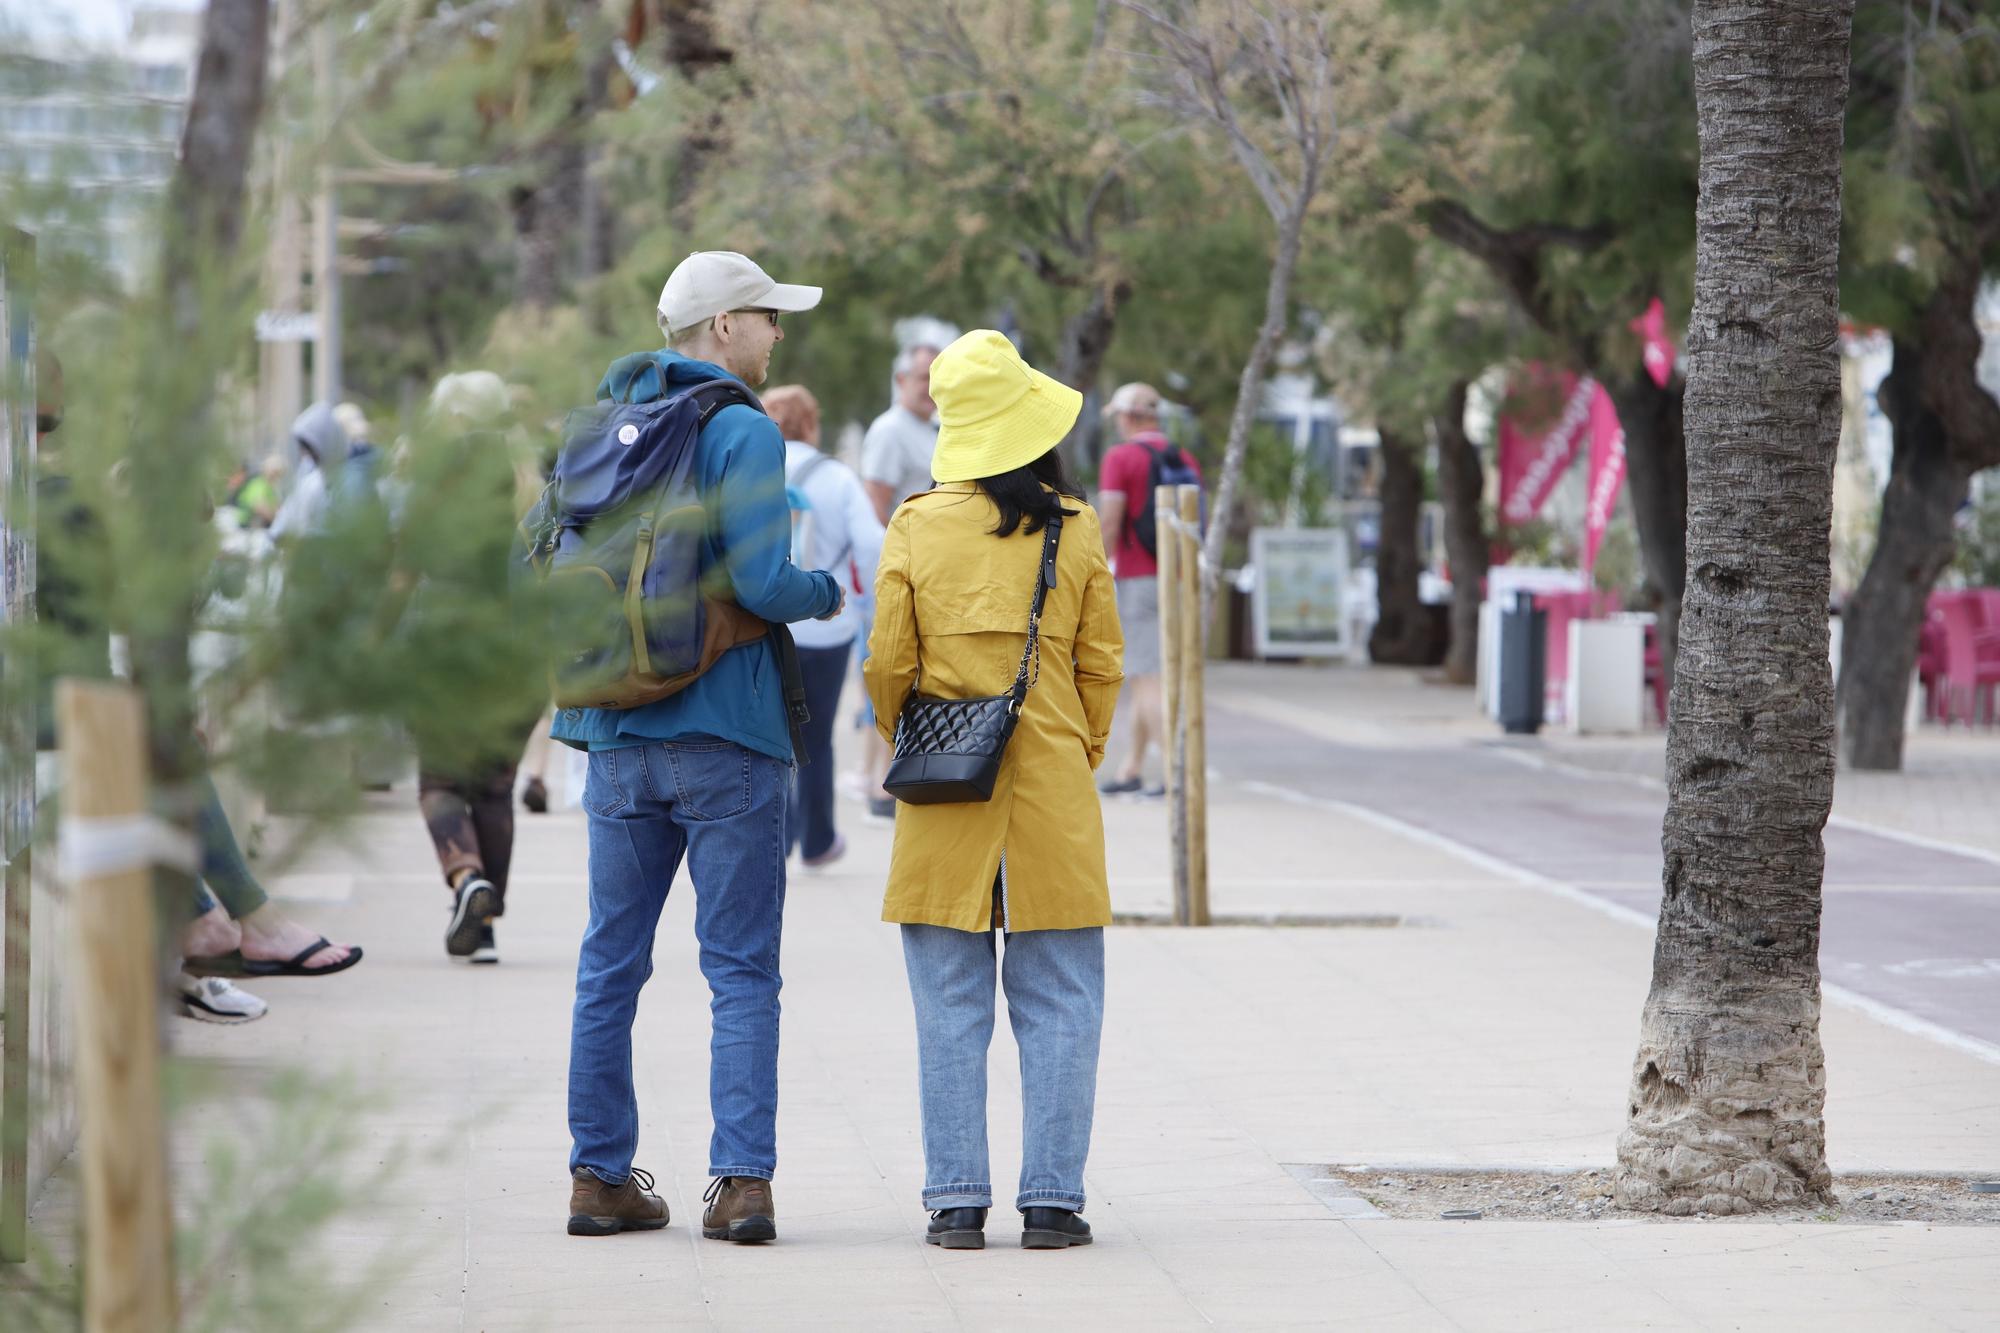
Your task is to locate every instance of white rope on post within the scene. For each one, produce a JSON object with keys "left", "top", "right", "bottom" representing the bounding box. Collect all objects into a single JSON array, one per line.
[{"left": 56, "top": 815, "right": 199, "bottom": 883}]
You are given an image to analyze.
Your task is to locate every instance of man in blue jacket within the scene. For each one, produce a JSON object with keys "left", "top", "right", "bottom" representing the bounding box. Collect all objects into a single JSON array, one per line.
[{"left": 562, "top": 252, "right": 843, "bottom": 1244}]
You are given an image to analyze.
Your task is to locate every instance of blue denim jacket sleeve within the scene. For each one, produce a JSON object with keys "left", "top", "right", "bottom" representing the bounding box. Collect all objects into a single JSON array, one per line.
[{"left": 715, "top": 407, "right": 840, "bottom": 623}]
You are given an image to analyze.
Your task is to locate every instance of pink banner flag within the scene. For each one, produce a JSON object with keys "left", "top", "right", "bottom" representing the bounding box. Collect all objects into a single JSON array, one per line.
[
  {"left": 1581, "top": 384, "right": 1627, "bottom": 574},
  {"left": 1498, "top": 367, "right": 1595, "bottom": 525},
  {"left": 1630, "top": 297, "right": 1675, "bottom": 389}
]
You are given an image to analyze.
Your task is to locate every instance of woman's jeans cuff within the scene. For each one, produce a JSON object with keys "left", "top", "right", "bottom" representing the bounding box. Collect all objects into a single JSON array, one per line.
[
  {"left": 1017, "top": 1189, "right": 1086, "bottom": 1212},
  {"left": 923, "top": 1183, "right": 994, "bottom": 1209}
]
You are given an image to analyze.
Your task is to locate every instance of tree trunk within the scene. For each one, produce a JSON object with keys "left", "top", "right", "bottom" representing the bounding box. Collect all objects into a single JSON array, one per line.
[
  {"left": 659, "top": 0, "right": 733, "bottom": 230},
  {"left": 1055, "top": 276, "right": 1130, "bottom": 475},
  {"left": 1200, "top": 204, "right": 1306, "bottom": 628},
  {"left": 1835, "top": 261, "right": 2000, "bottom": 767},
  {"left": 138, "top": 0, "right": 270, "bottom": 817},
  {"left": 511, "top": 129, "right": 583, "bottom": 310},
  {"left": 1425, "top": 198, "right": 1693, "bottom": 692},
  {"left": 1369, "top": 425, "right": 1429, "bottom": 665},
  {"left": 1434, "top": 380, "right": 1487, "bottom": 685},
  {"left": 1837, "top": 337, "right": 1966, "bottom": 767},
  {"left": 1607, "top": 370, "right": 1688, "bottom": 691},
  {"left": 1615, "top": 0, "right": 1851, "bottom": 1217}
]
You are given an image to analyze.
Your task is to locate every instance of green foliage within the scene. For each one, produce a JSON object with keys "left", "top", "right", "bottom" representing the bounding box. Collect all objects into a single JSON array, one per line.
[
  {"left": 1399, "top": 0, "right": 1700, "bottom": 358},
  {"left": 0, "top": 1067, "right": 413, "bottom": 1332},
  {"left": 1243, "top": 414, "right": 1335, "bottom": 528},
  {"left": 169, "top": 1068, "right": 415, "bottom": 1333},
  {"left": 1954, "top": 482, "right": 2000, "bottom": 587},
  {"left": 1841, "top": 2, "right": 2000, "bottom": 330}
]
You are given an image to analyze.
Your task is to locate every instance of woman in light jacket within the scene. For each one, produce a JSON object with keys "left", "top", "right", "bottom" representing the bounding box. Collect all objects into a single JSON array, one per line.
[{"left": 864, "top": 330, "right": 1124, "bottom": 1252}]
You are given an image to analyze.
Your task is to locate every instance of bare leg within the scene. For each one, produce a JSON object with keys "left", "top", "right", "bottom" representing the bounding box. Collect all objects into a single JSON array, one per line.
[
  {"left": 238, "top": 905, "right": 357, "bottom": 969},
  {"left": 1117, "top": 673, "right": 1162, "bottom": 783},
  {"left": 866, "top": 729, "right": 893, "bottom": 801},
  {"left": 182, "top": 901, "right": 243, "bottom": 959}
]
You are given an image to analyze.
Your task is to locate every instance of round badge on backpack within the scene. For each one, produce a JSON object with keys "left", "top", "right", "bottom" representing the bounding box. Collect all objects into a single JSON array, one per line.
[{"left": 617, "top": 423, "right": 640, "bottom": 446}]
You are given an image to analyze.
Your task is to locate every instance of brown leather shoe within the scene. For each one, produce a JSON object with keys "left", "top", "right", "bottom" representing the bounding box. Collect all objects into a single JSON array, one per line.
[
  {"left": 701, "top": 1176, "right": 777, "bottom": 1243},
  {"left": 568, "top": 1166, "right": 669, "bottom": 1236}
]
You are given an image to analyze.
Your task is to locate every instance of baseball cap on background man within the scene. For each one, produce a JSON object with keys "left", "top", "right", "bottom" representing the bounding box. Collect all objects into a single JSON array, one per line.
[
  {"left": 656, "top": 250, "right": 822, "bottom": 337},
  {"left": 1102, "top": 381, "right": 1162, "bottom": 419}
]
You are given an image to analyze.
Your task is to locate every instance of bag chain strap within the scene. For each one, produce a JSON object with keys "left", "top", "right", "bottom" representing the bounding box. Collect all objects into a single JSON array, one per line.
[{"left": 1007, "top": 514, "right": 1065, "bottom": 716}]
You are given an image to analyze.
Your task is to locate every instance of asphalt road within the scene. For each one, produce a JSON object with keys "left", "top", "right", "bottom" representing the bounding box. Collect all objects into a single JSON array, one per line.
[{"left": 1208, "top": 703, "right": 2000, "bottom": 1055}]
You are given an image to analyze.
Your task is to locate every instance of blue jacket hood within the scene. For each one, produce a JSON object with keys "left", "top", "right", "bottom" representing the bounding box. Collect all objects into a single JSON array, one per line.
[{"left": 597, "top": 349, "right": 742, "bottom": 405}]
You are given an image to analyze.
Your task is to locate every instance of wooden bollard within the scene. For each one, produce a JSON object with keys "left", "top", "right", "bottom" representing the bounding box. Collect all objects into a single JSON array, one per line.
[
  {"left": 1177, "top": 484, "right": 1210, "bottom": 927},
  {"left": 1155, "top": 485, "right": 1189, "bottom": 925},
  {"left": 57, "top": 680, "right": 177, "bottom": 1332}
]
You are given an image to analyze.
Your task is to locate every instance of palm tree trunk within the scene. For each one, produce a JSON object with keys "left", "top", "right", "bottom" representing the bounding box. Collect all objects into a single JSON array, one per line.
[
  {"left": 1434, "top": 380, "right": 1486, "bottom": 685},
  {"left": 1615, "top": 0, "right": 1852, "bottom": 1216}
]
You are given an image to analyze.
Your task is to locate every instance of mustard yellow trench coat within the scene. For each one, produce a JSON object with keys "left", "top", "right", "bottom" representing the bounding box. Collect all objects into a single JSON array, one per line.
[{"left": 864, "top": 484, "right": 1124, "bottom": 932}]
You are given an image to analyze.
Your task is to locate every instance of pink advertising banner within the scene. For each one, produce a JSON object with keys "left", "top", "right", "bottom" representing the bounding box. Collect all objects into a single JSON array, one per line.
[
  {"left": 1581, "top": 383, "right": 1627, "bottom": 574},
  {"left": 1498, "top": 367, "right": 1595, "bottom": 525}
]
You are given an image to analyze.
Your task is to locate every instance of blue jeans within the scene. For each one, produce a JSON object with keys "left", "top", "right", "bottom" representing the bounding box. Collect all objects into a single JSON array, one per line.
[
  {"left": 569, "top": 738, "right": 790, "bottom": 1184},
  {"left": 900, "top": 922, "right": 1105, "bottom": 1212},
  {"left": 190, "top": 769, "right": 269, "bottom": 921},
  {"left": 787, "top": 643, "right": 851, "bottom": 860}
]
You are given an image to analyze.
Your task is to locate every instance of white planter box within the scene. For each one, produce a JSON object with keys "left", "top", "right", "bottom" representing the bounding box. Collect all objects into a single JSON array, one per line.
[{"left": 1566, "top": 618, "right": 1646, "bottom": 735}]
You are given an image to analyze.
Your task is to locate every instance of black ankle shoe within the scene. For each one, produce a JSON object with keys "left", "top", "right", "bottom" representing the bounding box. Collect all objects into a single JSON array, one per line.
[
  {"left": 925, "top": 1206, "right": 987, "bottom": 1249},
  {"left": 1020, "top": 1206, "right": 1091, "bottom": 1249}
]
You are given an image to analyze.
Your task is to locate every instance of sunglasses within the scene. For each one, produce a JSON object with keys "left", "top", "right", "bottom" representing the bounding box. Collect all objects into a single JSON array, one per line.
[{"left": 730, "top": 308, "right": 781, "bottom": 328}]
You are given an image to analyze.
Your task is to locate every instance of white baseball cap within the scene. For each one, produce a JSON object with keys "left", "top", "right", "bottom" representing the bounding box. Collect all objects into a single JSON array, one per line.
[
  {"left": 657, "top": 250, "right": 822, "bottom": 336},
  {"left": 1102, "top": 381, "right": 1163, "bottom": 418}
]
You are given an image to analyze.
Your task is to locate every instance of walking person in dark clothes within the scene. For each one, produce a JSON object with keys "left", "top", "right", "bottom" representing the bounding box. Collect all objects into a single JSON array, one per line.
[{"left": 411, "top": 371, "right": 550, "bottom": 964}]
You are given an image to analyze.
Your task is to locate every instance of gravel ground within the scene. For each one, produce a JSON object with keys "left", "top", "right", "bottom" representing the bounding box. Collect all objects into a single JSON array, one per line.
[{"left": 1313, "top": 1167, "right": 2000, "bottom": 1225}]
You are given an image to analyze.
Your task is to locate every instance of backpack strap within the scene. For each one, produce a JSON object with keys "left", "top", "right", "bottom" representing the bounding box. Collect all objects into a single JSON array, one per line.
[
  {"left": 669, "top": 379, "right": 808, "bottom": 755},
  {"left": 789, "top": 451, "right": 836, "bottom": 488},
  {"left": 682, "top": 378, "right": 763, "bottom": 421}
]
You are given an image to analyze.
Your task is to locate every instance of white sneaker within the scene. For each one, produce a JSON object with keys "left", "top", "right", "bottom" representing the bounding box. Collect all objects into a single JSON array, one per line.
[{"left": 177, "top": 972, "right": 268, "bottom": 1024}]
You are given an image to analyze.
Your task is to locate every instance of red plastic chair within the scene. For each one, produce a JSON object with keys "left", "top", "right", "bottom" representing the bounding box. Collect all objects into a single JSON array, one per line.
[
  {"left": 1917, "top": 607, "right": 1948, "bottom": 721},
  {"left": 1935, "top": 593, "right": 2000, "bottom": 725}
]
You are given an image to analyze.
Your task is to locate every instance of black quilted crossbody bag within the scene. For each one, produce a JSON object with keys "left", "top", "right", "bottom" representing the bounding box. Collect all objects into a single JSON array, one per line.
[{"left": 883, "top": 512, "right": 1066, "bottom": 805}]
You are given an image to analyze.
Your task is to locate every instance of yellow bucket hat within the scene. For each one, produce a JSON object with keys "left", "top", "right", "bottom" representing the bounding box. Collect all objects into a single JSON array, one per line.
[{"left": 927, "top": 330, "right": 1083, "bottom": 483}]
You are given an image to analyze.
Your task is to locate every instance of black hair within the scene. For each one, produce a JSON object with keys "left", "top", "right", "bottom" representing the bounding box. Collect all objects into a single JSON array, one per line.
[{"left": 977, "top": 448, "right": 1086, "bottom": 537}]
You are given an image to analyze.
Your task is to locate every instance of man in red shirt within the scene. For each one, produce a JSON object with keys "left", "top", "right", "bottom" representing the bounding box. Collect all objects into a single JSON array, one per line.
[{"left": 1093, "top": 382, "right": 1201, "bottom": 796}]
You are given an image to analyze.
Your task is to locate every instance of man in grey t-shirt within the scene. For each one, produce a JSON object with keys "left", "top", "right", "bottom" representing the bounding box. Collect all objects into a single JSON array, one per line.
[{"left": 860, "top": 343, "right": 941, "bottom": 525}]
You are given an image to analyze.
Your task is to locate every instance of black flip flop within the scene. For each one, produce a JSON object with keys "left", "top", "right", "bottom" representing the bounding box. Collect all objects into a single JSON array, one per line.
[{"left": 188, "top": 938, "right": 363, "bottom": 978}]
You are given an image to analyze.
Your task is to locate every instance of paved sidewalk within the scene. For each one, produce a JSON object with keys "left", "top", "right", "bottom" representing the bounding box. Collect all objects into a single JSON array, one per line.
[{"left": 19, "top": 667, "right": 2000, "bottom": 1330}]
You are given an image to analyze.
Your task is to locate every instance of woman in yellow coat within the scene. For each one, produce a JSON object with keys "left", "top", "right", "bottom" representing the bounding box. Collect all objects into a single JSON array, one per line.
[{"left": 865, "top": 330, "right": 1123, "bottom": 1251}]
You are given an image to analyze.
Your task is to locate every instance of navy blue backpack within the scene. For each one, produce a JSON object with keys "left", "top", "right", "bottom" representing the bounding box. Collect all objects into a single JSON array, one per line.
[{"left": 520, "top": 381, "right": 775, "bottom": 711}]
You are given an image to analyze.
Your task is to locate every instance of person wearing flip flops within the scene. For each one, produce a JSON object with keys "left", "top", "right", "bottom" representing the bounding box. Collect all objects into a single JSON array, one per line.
[{"left": 178, "top": 769, "right": 365, "bottom": 982}]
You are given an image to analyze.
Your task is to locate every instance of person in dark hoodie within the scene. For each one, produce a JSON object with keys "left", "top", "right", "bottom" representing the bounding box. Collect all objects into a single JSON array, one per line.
[{"left": 560, "top": 251, "right": 841, "bottom": 1246}]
